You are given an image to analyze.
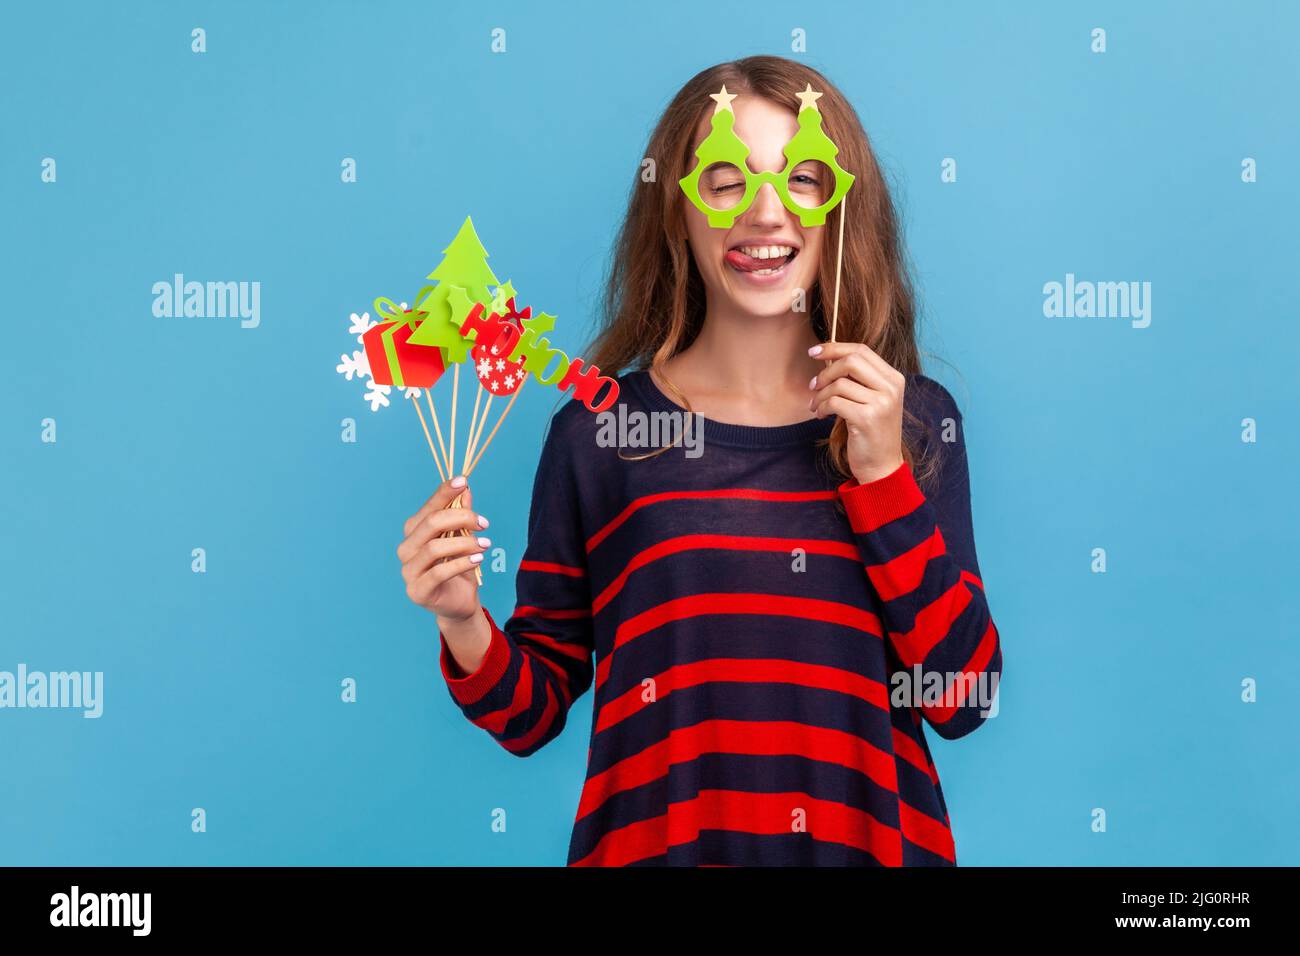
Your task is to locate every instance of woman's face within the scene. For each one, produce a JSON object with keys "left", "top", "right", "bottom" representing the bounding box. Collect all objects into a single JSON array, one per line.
[{"left": 682, "top": 94, "right": 826, "bottom": 320}]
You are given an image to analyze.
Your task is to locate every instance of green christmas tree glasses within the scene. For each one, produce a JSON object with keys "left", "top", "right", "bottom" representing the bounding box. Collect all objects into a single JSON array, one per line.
[{"left": 679, "top": 84, "right": 855, "bottom": 229}]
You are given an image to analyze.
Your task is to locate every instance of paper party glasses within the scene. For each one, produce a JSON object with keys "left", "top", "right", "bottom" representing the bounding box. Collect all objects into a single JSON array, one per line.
[{"left": 679, "top": 84, "right": 855, "bottom": 229}]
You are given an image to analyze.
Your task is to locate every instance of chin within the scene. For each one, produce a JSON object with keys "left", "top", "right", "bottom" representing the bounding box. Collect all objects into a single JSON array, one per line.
[
  {"left": 727, "top": 286, "right": 799, "bottom": 318},
  {"left": 720, "top": 266, "right": 817, "bottom": 318}
]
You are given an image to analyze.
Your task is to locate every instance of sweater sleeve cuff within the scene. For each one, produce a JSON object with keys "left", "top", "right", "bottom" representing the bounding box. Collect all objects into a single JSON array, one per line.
[
  {"left": 439, "top": 606, "right": 512, "bottom": 704},
  {"left": 837, "top": 459, "right": 928, "bottom": 534}
]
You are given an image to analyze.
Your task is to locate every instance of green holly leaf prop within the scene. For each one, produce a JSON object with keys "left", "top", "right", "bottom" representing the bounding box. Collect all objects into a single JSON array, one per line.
[
  {"left": 441, "top": 285, "right": 480, "bottom": 363},
  {"left": 489, "top": 279, "right": 517, "bottom": 315}
]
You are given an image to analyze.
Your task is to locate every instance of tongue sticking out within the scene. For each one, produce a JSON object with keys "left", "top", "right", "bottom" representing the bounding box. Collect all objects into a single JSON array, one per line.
[{"left": 725, "top": 249, "right": 792, "bottom": 273}]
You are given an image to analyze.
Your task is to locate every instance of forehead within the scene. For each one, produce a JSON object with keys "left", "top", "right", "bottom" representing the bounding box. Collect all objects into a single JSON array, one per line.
[{"left": 690, "top": 94, "right": 799, "bottom": 172}]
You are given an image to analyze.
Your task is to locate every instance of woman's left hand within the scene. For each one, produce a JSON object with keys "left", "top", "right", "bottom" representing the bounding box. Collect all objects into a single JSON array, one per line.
[{"left": 808, "top": 341, "right": 906, "bottom": 485}]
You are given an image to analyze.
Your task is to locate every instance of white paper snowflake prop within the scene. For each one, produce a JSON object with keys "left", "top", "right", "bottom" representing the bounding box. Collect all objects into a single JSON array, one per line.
[
  {"left": 336, "top": 307, "right": 418, "bottom": 413},
  {"left": 336, "top": 349, "right": 369, "bottom": 381},
  {"left": 348, "top": 311, "right": 378, "bottom": 343},
  {"left": 363, "top": 381, "right": 392, "bottom": 411}
]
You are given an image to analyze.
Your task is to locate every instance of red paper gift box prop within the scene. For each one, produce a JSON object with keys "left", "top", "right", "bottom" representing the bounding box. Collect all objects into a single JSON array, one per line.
[{"left": 363, "top": 310, "right": 447, "bottom": 388}]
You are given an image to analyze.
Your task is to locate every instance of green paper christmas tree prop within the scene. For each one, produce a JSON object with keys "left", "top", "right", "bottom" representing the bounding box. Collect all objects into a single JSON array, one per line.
[{"left": 407, "top": 216, "right": 500, "bottom": 354}]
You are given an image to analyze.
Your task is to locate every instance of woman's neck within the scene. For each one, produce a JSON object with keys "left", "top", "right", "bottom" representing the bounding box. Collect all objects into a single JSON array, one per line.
[{"left": 657, "top": 304, "right": 823, "bottom": 426}]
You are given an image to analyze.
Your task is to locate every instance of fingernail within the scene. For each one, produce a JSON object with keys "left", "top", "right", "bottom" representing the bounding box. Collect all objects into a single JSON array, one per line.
[
  {"left": 477, "top": 537, "right": 491, "bottom": 548},
  {"left": 477, "top": 515, "right": 489, "bottom": 529},
  {"left": 469, "top": 553, "right": 484, "bottom": 565},
  {"left": 808, "top": 375, "right": 818, "bottom": 390},
  {"left": 808, "top": 345, "right": 823, "bottom": 357},
  {"left": 451, "top": 475, "right": 467, "bottom": 488}
]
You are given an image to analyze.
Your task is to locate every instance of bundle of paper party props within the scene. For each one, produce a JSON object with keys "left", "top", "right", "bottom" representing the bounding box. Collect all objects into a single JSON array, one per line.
[
  {"left": 679, "top": 84, "right": 856, "bottom": 340},
  {"left": 337, "top": 217, "right": 619, "bottom": 578}
]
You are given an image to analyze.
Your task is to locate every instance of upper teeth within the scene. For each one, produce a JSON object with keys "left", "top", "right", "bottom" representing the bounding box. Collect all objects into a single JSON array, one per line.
[{"left": 739, "top": 245, "right": 793, "bottom": 260}]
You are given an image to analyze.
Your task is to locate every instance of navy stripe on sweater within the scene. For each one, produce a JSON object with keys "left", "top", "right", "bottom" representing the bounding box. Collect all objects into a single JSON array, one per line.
[{"left": 438, "top": 369, "right": 1002, "bottom": 866}]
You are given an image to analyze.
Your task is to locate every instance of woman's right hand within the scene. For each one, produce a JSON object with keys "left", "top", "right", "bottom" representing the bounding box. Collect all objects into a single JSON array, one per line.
[{"left": 397, "top": 477, "right": 491, "bottom": 625}]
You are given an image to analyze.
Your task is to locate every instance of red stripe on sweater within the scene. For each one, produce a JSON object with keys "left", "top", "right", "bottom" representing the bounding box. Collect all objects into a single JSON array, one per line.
[
  {"left": 839, "top": 466, "right": 927, "bottom": 534},
  {"left": 886, "top": 733, "right": 952, "bottom": 860},
  {"left": 866, "top": 526, "right": 947, "bottom": 601},
  {"left": 586, "top": 488, "right": 836, "bottom": 552},
  {"left": 898, "top": 800, "right": 956, "bottom": 862},
  {"left": 891, "top": 727, "right": 939, "bottom": 786},
  {"left": 593, "top": 534, "right": 860, "bottom": 614},
  {"left": 519, "top": 560, "right": 586, "bottom": 578},
  {"left": 501, "top": 675, "right": 561, "bottom": 754},
  {"left": 515, "top": 605, "right": 591, "bottom": 621},
  {"left": 517, "top": 630, "right": 590, "bottom": 665},
  {"left": 575, "top": 719, "right": 899, "bottom": 822},
  {"left": 441, "top": 608, "right": 512, "bottom": 707},
  {"left": 512, "top": 633, "right": 591, "bottom": 710},
  {"left": 528, "top": 654, "right": 574, "bottom": 708},
  {"left": 571, "top": 788, "right": 903, "bottom": 867},
  {"left": 596, "top": 593, "right": 883, "bottom": 690},
  {"left": 921, "top": 618, "right": 1001, "bottom": 725},
  {"left": 471, "top": 652, "right": 536, "bottom": 735},
  {"left": 890, "top": 580, "right": 974, "bottom": 667},
  {"left": 593, "top": 657, "right": 892, "bottom": 735}
]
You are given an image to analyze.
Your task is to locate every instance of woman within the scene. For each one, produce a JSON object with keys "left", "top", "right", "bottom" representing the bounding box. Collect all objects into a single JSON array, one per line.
[{"left": 397, "top": 55, "right": 1002, "bottom": 866}]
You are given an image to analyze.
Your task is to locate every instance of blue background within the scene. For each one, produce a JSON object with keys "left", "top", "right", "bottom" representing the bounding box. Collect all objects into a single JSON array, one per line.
[{"left": 2, "top": 0, "right": 1296, "bottom": 865}]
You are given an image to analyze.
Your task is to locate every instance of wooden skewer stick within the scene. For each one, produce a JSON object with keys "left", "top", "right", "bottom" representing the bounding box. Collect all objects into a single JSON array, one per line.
[
  {"left": 830, "top": 195, "right": 847, "bottom": 344},
  {"left": 425, "top": 388, "right": 451, "bottom": 477},
  {"left": 409, "top": 391, "right": 446, "bottom": 482},
  {"left": 448, "top": 364, "right": 460, "bottom": 475},
  {"left": 455, "top": 381, "right": 490, "bottom": 587},
  {"left": 464, "top": 382, "right": 484, "bottom": 472},
  {"left": 415, "top": 366, "right": 481, "bottom": 586},
  {"left": 467, "top": 380, "right": 524, "bottom": 476},
  {"left": 467, "top": 392, "right": 493, "bottom": 469},
  {"left": 445, "top": 487, "right": 483, "bottom": 586},
  {"left": 441, "top": 368, "right": 482, "bottom": 585},
  {"left": 423, "top": 387, "right": 479, "bottom": 585}
]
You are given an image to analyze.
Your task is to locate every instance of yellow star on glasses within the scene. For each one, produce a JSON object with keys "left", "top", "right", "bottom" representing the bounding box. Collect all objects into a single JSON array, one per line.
[
  {"left": 709, "top": 85, "right": 738, "bottom": 113},
  {"left": 795, "top": 84, "right": 823, "bottom": 111}
]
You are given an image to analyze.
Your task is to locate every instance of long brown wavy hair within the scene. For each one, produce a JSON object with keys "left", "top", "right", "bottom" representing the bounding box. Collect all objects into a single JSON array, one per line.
[{"left": 589, "top": 55, "right": 937, "bottom": 487}]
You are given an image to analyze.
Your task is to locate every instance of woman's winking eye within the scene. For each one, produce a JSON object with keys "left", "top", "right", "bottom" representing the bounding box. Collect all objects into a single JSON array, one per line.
[
  {"left": 701, "top": 162, "right": 749, "bottom": 210},
  {"left": 704, "top": 162, "right": 745, "bottom": 195}
]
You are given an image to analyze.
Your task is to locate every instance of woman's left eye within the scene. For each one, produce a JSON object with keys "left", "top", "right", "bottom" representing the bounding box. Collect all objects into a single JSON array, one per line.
[{"left": 787, "top": 162, "right": 832, "bottom": 208}]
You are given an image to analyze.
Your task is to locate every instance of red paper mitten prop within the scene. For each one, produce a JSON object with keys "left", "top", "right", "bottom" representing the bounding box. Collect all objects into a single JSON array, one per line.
[
  {"left": 364, "top": 305, "right": 447, "bottom": 388},
  {"left": 472, "top": 323, "right": 527, "bottom": 395},
  {"left": 468, "top": 297, "right": 531, "bottom": 396}
]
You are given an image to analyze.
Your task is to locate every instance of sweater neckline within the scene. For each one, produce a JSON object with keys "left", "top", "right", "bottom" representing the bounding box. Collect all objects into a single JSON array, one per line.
[{"left": 623, "top": 369, "right": 836, "bottom": 449}]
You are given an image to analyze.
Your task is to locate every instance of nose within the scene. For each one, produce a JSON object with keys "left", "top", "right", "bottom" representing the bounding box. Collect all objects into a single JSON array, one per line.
[{"left": 744, "top": 179, "right": 786, "bottom": 228}]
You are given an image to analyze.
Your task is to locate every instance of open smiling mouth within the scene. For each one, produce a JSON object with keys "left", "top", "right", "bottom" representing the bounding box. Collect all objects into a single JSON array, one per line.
[{"left": 723, "top": 244, "right": 799, "bottom": 277}]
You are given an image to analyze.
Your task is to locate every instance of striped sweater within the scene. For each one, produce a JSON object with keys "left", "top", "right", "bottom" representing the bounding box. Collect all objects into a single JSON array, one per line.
[{"left": 438, "top": 369, "right": 1003, "bottom": 866}]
